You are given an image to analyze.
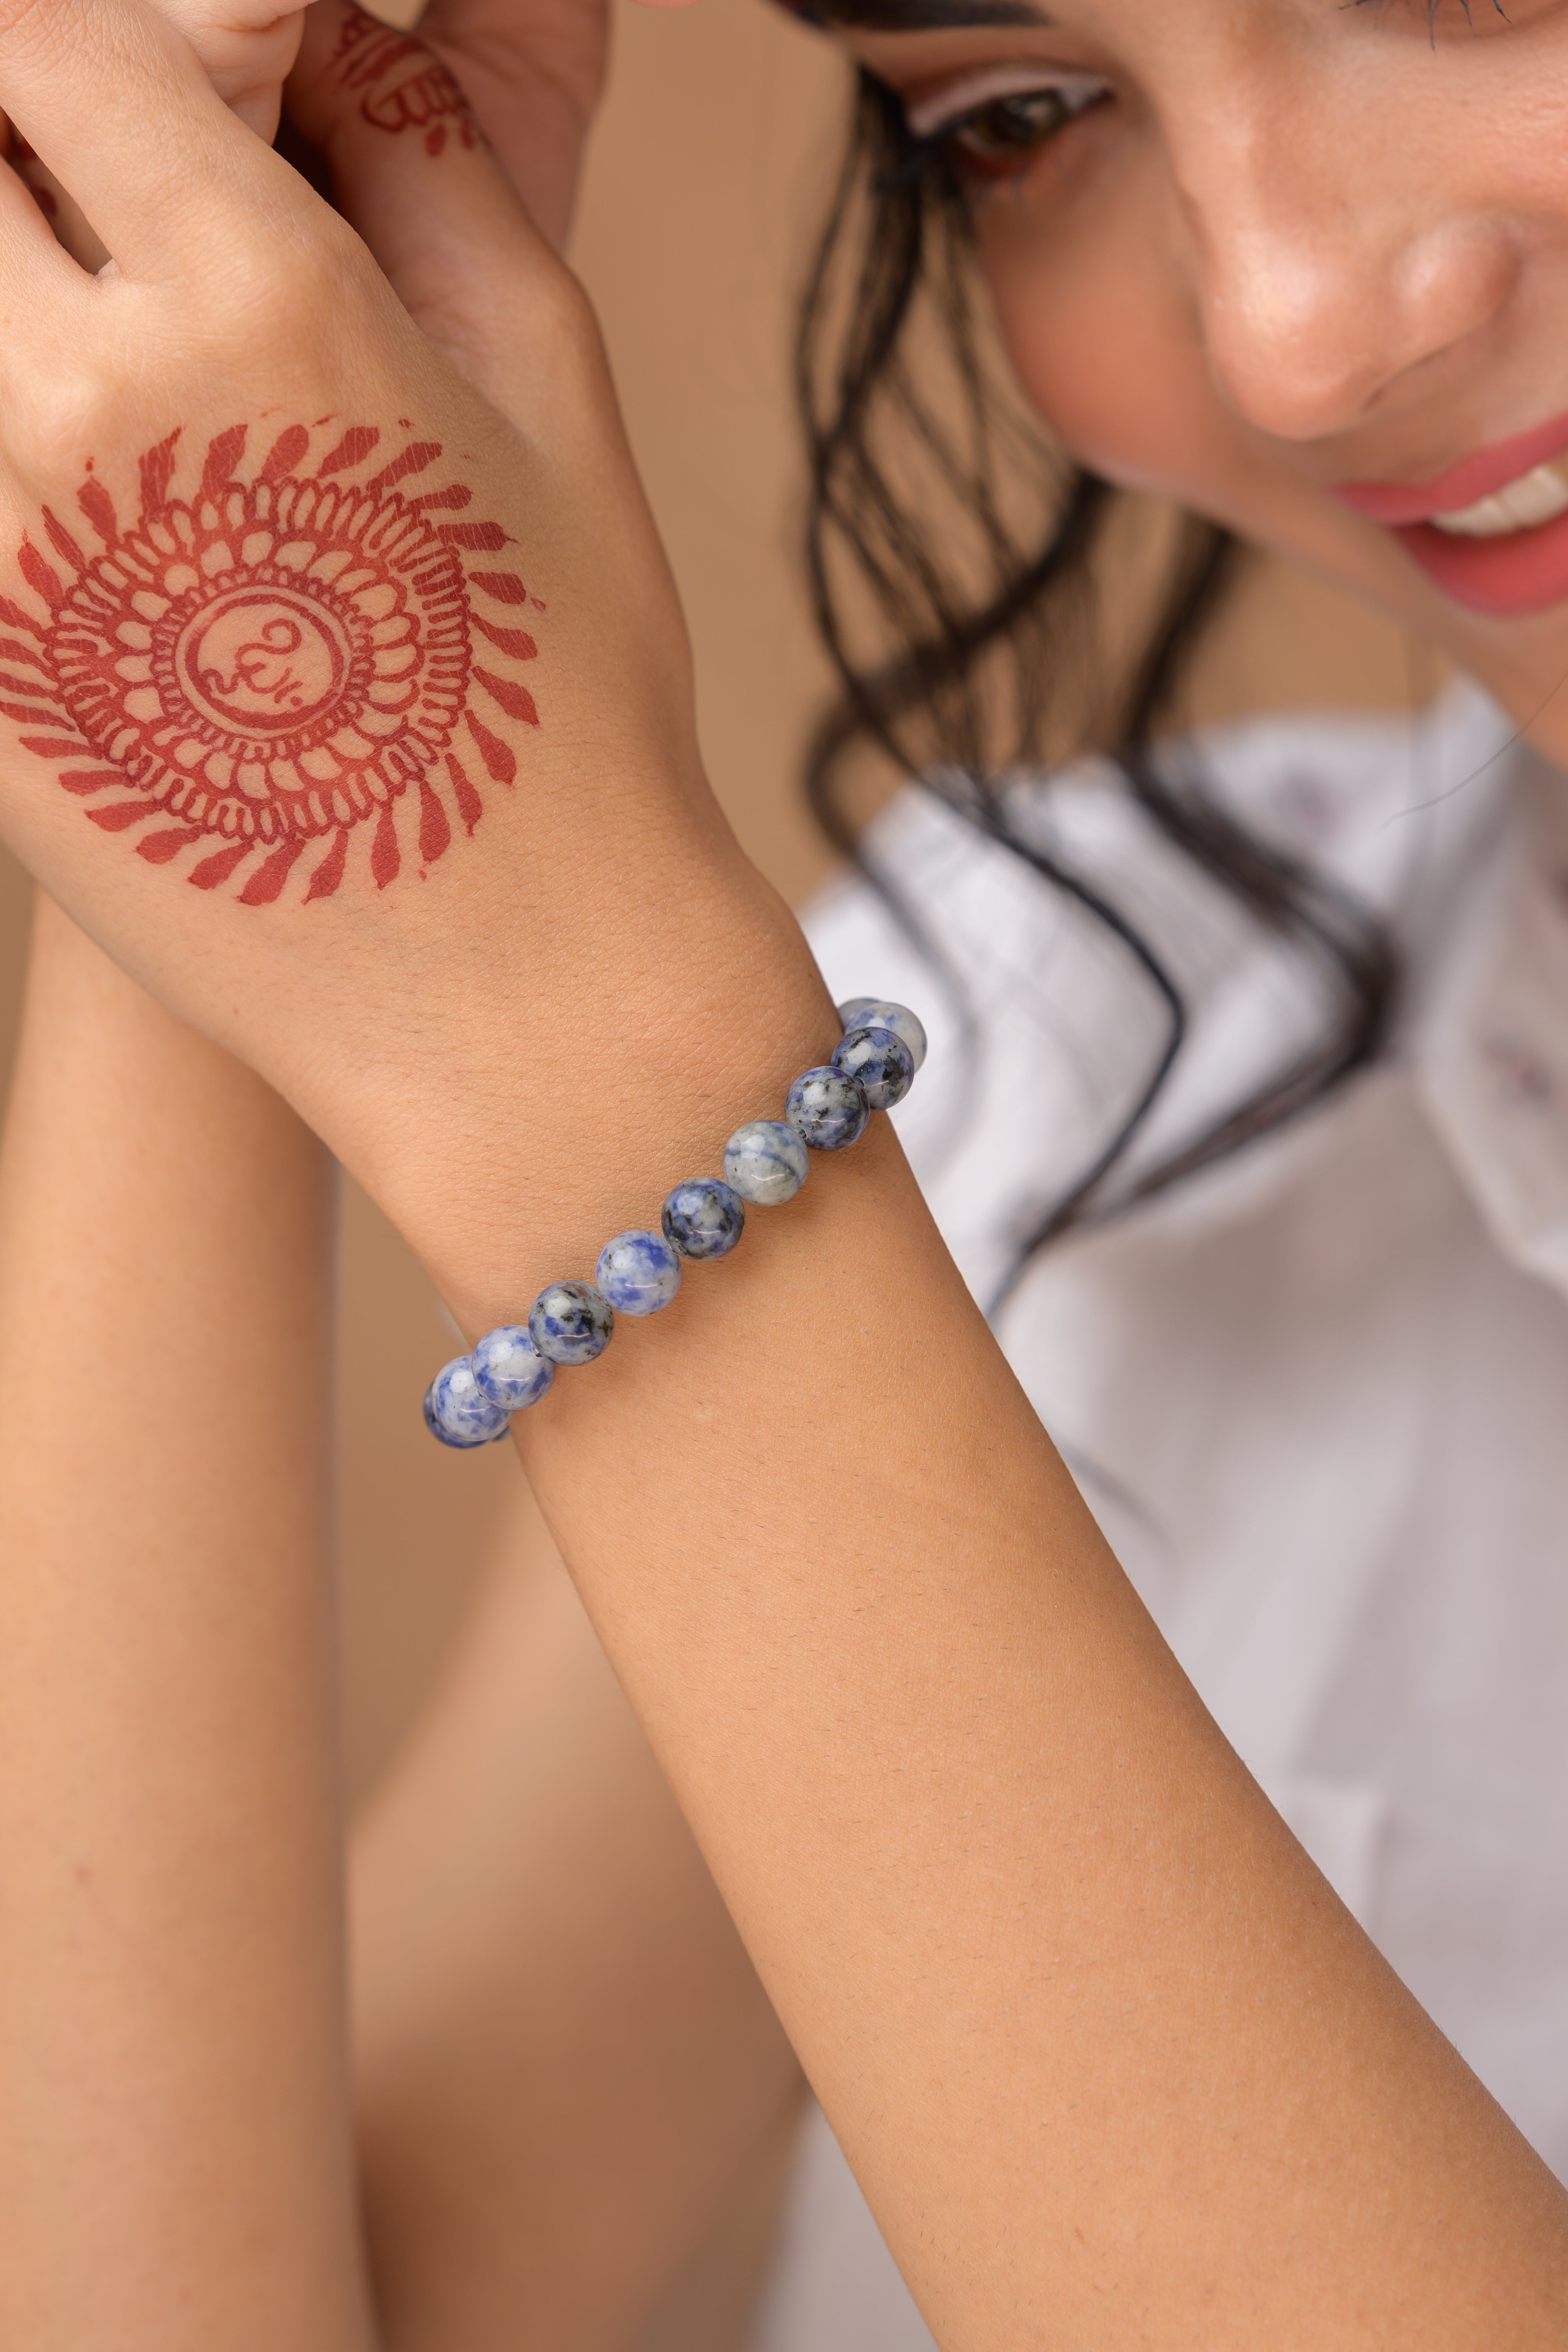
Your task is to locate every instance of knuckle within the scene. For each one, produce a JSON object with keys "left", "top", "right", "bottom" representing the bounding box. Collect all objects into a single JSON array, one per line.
[{"left": 5, "top": 365, "right": 110, "bottom": 483}]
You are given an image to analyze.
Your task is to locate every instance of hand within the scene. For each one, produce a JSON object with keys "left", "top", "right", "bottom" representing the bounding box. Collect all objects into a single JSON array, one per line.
[
  {"left": 1, "top": 0, "right": 309, "bottom": 266},
  {"left": 0, "top": 0, "right": 827, "bottom": 1326},
  {"left": 410, "top": 0, "right": 701, "bottom": 255}
]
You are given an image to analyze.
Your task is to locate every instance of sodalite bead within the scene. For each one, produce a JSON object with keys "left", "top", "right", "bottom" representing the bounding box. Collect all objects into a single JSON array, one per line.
[
  {"left": 833, "top": 1024, "right": 915, "bottom": 1111},
  {"left": 836, "top": 997, "right": 927, "bottom": 1072},
  {"left": 724, "top": 1118, "right": 809, "bottom": 1207},
  {"left": 596, "top": 1229, "right": 682, "bottom": 1316},
  {"left": 786, "top": 1065, "right": 869, "bottom": 1152},
  {"left": 472, "top": 1325, "right": 556, "bottom": 1411},
  {"left": 662, "top": 1178, "right": 746, "bottom": 1261},
  {"left": 424, "top": 1356, "right": 512, "bottom": 1448},
  {"left": 529, "top": 1279, "right": 615, "bottom": 1367}
]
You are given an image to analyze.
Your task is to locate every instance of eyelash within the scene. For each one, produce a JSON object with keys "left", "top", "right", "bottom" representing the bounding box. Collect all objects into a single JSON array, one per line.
[
  {"left": 898, "top": 72, "right": 1112, "bottom": 187},
  {"left": 1350, "top": 0, "right": 1509, "bottom": 23}
]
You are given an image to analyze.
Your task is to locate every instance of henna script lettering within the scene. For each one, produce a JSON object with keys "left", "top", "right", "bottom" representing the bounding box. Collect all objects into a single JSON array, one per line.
[
  {"left": 328, "top": 5, "right": 482, "bottom": 159},
  {"left": 1, "top": 424, "right": 541, "bottom": 907}
]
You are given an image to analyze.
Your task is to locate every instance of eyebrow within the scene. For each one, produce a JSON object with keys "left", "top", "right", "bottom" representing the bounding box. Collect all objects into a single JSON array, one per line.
[{"left": 803, "top": 0, "right": 1051, "bottom": 29}]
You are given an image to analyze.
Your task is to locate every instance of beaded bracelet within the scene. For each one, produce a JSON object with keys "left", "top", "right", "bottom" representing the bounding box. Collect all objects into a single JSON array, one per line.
[{"left": 423, "top": 997, "right": 926, "bottom": 1448}]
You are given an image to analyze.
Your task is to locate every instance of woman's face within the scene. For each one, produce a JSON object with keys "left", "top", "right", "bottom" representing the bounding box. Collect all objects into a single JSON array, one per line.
[{"left": 824, "top": 0, "right": 1568, "bottom": 760}]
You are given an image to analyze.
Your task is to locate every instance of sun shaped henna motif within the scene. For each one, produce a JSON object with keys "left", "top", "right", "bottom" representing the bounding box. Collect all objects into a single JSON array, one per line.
[{"left": 0, "top": 423, "right": 541, "bottom": 906}]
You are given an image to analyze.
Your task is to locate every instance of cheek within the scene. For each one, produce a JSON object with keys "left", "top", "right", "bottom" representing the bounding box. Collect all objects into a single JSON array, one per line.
[{"left": 976, "top": 178, "right": 1239, "bottom": 511}]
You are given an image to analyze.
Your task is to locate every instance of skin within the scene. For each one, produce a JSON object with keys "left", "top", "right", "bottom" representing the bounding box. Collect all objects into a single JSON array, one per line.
[
  {"left": 4, "top": 4, "right": 1568, "bottom": 2352},
  {"left": 827, "top": 0, "right": 1568, "bottom": 758},
  {"left": 0, "top": 896, "right": 361, "bottom": 2352},
  {"left": 0, "top": 14, "right": 800, "bottom": 2352}
]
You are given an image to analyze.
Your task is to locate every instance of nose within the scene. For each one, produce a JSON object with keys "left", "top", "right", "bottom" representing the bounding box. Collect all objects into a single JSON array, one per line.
[{"left": 1166, "top": 64, "right": 1520, "bottom": 444}]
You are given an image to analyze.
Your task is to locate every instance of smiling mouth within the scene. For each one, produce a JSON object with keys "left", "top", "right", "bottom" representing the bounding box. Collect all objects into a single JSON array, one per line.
[
  {"left": 1334, "top": 414, "right": 1568, "bottom": 619},
  {"left": 1426, "top": 460, "right": 1568, "bottom": 540}
]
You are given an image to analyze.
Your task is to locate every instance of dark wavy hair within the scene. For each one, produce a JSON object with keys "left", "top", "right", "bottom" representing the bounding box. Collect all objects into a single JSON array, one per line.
[{"left": 796, "top": 69, "right": 1397, "bottom": 1288}]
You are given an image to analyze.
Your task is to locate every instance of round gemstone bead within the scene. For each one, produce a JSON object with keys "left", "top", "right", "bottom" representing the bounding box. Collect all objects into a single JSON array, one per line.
[
  {"left": 662, "top": 1178, "right": 746, "bottom": 1261},
  {"left": 832, "top": 1024, "right": 915, "bottom": 1112},
  {"left": 528, "top": 1279, "right": 615, "bottom": 1367},
  {"left": 836, "top": 997, "right": 927, "bottom": 1072},
  {"left": 424, "top": 1355, "right": 512, "bottom": 1448},
  {"left": 596, "top": 1229, "right": 682, "bottom": 1316},
  {"left": 786, "top": 1065, "right": 869, "bottom": 1152},
  {"left": 723, "top": 1118, "right": 809, "bottom": 1207},
  {"left": 471, "top": 1325, "right": 557, "bottom": 1412}
]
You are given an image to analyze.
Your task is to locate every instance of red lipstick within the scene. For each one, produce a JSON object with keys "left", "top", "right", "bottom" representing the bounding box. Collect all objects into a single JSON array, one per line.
[{"left": 1334, "top": 407, "right": 1568, "bottom": 618}]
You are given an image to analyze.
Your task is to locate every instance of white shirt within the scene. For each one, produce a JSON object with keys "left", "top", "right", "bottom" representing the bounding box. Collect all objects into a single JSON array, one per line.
[{"left": 746, "top": 682, "right": 1568, "bottom": 2350}]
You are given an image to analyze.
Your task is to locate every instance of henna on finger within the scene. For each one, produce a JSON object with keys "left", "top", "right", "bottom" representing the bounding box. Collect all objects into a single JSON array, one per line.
[
  {"left": 3, "top": 421, "right": 543, "bottom": 907},
  {"left": 328, "top": 4, "right": 486, "bottom": 160}
]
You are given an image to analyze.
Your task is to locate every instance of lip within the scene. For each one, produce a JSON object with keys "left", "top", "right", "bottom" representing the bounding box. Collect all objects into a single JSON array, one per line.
[
  {"left": 1388, "top": 510, "right": 1568, "bottom": 619},
  {"left": 1330, "top": 406, "right": 1568, "bottom": 618},
  {"left": 1332, "top": 405, "right": 1568, "bottom": 525}
]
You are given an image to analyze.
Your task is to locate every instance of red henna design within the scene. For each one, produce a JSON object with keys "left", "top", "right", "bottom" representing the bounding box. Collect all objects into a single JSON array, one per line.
[
  {"left": 371, "top": 803, "right": 401, "bottom": 888},
  {"left": 260, "top": 426, "right": 311, "bottom": 485},
  {"left": 418, "top": 776, "right": 452, "bottom": 865},
  {"left": 189, "top": 841, "right": 254, "bottom": 892},
  {"left": 239, "top": 837, "right": 309, "bottom": 907},
  {"left": 89, "top": 801, "right": 162, "bottom": 831},
  {"left": 5, "top": 424, "right": 543, "bottom": 906},
  {"left": 318, "top": 424, "right": 381, "bottom": 478},
  {"left": 304, "top": 829, "right": 349, "bottom": 904},
  {"left": 446, "top": 752, "right": 482, "bottom": 834},
  {"left": 471, "top": 571, "right": 530, "bottom": 607},
  {"left": 77, "top": 480, "right": 120, "bottom": 543},
  {"left": 202, "top": 427, "right": 249, "bottom": 506},
  {"left": 43, "top": 511, "right": 87, "bottom": 574},
  {"left": 328, "top": 7, "right": 483, "bottom": 160},
  {"left": 465, "top": 709, "right": 515, "bottom": 785},
  {"left": 474, "top": 667, "right": 539, "bottom": 728},
  {"left": 365, "top": 444, "right": 442, "bottom": 499},
  {"left": 0, "top": 701, "right": 68, "bottom": 728},
  {"left": 472, "top": 613, "right": 537, "bottom": 662},
  {"left": 138, "top": 826, "right": 207, "bottom": 865},
  {"left": 140, "top": 434, "right": 181, "bottom": 523}
]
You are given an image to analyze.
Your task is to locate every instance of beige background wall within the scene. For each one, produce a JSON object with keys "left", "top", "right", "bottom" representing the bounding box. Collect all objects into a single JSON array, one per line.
[{"left": 0, "top": 0, "right": 1434, "bottom": 1804}]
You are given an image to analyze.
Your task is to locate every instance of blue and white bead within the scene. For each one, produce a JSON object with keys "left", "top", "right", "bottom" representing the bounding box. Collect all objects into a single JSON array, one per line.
[
  {"left": 836, "top": 998, "right": 927, "bottom": 1073},
  {"left": 832, "top": 1024, "right": 915, "bottom": 1111},
  {"left": 528, "top": 1279, "right": 615, "bottom": 1367},
  {"left": 472, "top": 1325, "right": 557, "bottom": 1412},
  {"left": 724, "top": 1119, "right": 809, "bottom": 1207},
  {"left": 596, "top": 1229, "right": 682, "bottom": 1316},
  {"left": 424, "top": 1354, "right": 512, "bottom": 1448},
  {"left": 786, "top": 1065, "right": 869, "bottom": 1152},
  {"left": 662, "top": 1177, "right": 746, "bottom": 1262}
]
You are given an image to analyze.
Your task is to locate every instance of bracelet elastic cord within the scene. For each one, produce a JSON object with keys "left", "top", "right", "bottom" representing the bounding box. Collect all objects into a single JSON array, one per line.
[{"left": 424, "top": 997, "right": 926, "bottom": 1447}]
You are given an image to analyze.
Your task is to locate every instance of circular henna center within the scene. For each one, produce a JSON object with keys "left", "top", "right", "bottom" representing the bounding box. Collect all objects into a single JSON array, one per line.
[
  {"left": 175, "top": 588, "right": 355, "bottom": 738},
  {"left": 46, "top": 477, "right": 473, "bottom": 847}
]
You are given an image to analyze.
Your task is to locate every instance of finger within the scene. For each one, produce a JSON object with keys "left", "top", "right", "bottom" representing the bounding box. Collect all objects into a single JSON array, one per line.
[
  {"left": 415, "top": 0, "right": 607, "bottom": 253},
  {"left": 285, "top": 0, "right": 571, "bottom": 395},
  {"left": 0, "top": 143, "right": 86, "bottom": 304},
  {"left": 153, "top": 0, "right": 310, "bottom": 140},
  {"left": 0, "top": 0, "right": 280, "bottom": 273}
]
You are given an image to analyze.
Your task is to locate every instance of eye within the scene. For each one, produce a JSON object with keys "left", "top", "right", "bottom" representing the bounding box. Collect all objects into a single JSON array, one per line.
[{"left": 905, "top": 67, "right": 1112, "bottom": 182}]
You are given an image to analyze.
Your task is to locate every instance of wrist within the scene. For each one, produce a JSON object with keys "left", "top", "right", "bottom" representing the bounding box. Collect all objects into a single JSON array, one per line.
[{"left": 367, "top": 871, "right": 840, "bottom": 1334}]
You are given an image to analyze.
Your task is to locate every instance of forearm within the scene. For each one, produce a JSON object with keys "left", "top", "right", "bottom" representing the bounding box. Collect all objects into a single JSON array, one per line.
[
  {"left": 351, "top": 1488, "right": 803, "bottom": 2352},
  {"left": 0, "top": 898, "right": 371, "bottom": 2352},
  {"left": 412, "top": 1025, "right": 1568, "bottom": 2348}
]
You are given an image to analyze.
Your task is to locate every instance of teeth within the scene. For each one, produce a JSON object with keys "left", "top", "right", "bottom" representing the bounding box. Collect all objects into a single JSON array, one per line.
[{"left": 1431, "top": 460, "right": 1568, "bottom": 539}]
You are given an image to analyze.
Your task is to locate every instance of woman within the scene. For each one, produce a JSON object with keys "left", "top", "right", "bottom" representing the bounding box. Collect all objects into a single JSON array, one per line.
[{"left": 0, "top": 1, "right": 1566, "bottom": 2346}]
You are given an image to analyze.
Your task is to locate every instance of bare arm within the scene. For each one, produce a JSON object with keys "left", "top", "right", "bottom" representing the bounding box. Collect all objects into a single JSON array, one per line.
[
  {"left": 352, "top": 1486, "right": 804, "bottom": 2352},
  {"left": 0, "top": 5, "right": 1564, "bottom": 2342},
  {"left": 0, "top": 898, "right": 371, "bottom": 2352}
]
